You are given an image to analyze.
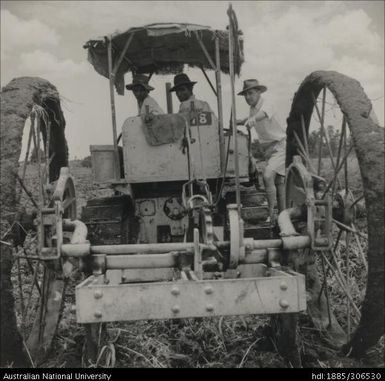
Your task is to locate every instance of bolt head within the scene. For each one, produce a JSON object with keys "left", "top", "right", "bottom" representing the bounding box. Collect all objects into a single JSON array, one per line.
[
  {"left": 206, "top": 304, "right": 214, "bottom": 312},
  {"left": 204, "top": 286, "right": 213, "bottom": 295},
  {"left": 171, "top": 305, "right": 180, "bottom": 314},
  {"left": 280, "top": 282, "right": 288, "bottom": 291},
  {"left": 94, "top": 311, "right": 102, "bottom": 318},
  {"left": 171, "top": 286, "right": 180, "bottom": 296},
  {"left": 94, "top": 290, "right": 103, "bottom": 299},
  {"left": 279, "top": 299, "right": 289, "bottom": 309}
]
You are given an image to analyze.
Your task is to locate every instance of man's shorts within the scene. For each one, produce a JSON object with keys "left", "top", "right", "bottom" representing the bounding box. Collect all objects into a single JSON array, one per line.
[{"left": 263, "top": 138, "right": 286, "bottom": 177}]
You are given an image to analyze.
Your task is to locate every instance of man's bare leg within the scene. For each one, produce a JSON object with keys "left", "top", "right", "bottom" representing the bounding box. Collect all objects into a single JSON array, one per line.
[
  {"left": 263, "top": 167, "right": 277, "bottom": 223},
  {"left": 275, "top": 174, "right": 285, "bottom": 213}
]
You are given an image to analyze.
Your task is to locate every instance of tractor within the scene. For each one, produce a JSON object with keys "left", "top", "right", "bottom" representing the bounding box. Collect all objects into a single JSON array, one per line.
[{"left": 3, "top": 4, "right": 383, "bottom": 367}]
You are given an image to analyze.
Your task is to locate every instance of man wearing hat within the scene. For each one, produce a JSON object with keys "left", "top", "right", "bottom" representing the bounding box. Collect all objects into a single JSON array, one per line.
[
  {"left": 126, "top": 74, "right": 164, "bottom": 116},
  {"left": 169, "top": 73, "right": 215, "bottom": 115},
  {"left": 237, "top": 79, "right": 286, "bottom": 223}
]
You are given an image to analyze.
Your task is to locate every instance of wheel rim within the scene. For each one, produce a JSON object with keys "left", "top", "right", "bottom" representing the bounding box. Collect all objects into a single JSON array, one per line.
[{"left": 286, "top": 71, "right": 384, "bottom": 356}]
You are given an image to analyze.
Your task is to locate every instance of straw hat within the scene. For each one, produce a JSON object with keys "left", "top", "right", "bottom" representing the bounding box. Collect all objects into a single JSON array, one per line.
[
  {"left": 237, "top": 79, "right": 267, "bottom": 95},
  {"left": 126, "top": 74, "right": 154, "bottom": 91}
]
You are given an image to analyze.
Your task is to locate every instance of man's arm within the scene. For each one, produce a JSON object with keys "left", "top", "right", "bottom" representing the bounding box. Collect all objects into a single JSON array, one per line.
[
  {"left": 236, "top": 117, "right": 248, "bottom": 125},
  {"left": 237, "top": 110, "right": 268, "bottom": 127},
  {"left": 246, "top": 110, "right": 268, "bottom": 126}
]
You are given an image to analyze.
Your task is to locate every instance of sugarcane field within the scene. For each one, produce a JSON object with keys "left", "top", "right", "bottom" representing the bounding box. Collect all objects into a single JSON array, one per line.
[{"left": 0, "top": 1, "right": 384, "bottom": 373}]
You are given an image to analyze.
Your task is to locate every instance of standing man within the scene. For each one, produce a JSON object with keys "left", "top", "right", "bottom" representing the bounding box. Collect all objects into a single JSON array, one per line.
[
  {"left": 236, "top": 79, "right": 286, "bottom": 223},
  {"left": 126, "top": 74, "right": 164, "bottom": 116},
  {"left": 169, "top": 73, "right": 215, "bottom": 115}
]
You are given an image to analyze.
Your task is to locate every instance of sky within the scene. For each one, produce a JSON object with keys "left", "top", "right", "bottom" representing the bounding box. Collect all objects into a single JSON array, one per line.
[{"left": 1, "top": 0, "right": 384, "bottom": 159}]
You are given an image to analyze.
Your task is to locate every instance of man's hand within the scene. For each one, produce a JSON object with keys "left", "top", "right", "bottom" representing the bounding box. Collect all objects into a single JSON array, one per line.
[{"left": 236, "top": 118, "right": 246, "bottom": 126}]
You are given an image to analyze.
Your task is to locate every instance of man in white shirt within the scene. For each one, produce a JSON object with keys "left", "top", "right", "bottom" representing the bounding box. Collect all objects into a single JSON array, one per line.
[
  {"left": 126, "top": 74, "right": 164, "bottom": 116},
  {"left": 237, "top": 79, "right": 286, "bottom": 223},
  {"left": 169, "top": 73, "right": 215, "bottom": 116}
]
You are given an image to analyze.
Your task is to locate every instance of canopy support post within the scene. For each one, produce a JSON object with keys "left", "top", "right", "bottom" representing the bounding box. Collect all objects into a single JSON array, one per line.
[
  {"left": 166, "top": 82, "right": 173, "bottom": 113},
  {"left": 112, "top": 33, "right": 134, "bottom": 77},
  {"left": 215, "top": 36, "right": 225, "bottom": 174},
  {"left": 200, "top": 66, "right": 218, "bottom": 97},
  {"left": 228, "top": 5, "right": 241, "bottom": 216},
  {"left": 107, "top": 36, "right": 121, "bottom": 180},
  {"left": 194, "top": 31, "right": 217, "bottom": 71},
  {"left": 199, "top": 66, "right": 217, "bottom": 97}
]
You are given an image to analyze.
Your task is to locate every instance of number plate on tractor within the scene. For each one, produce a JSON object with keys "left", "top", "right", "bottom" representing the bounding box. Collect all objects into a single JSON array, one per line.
[{"left": 190, "top": 112, "right": 212, "bottom": 126}]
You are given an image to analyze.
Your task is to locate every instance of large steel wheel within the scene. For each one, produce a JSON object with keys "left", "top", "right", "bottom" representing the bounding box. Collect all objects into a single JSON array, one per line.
[
  {"left": 11, "top": 108, "right": 76, "bottom": 366},
  {"left": 286, "top": 71, "right": 384, "bottom": 357}
]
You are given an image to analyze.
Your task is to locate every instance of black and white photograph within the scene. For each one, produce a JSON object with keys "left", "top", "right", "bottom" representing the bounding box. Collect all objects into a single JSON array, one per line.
[{"left": 0, "top": 0, "right": 384, "bottom": 372}]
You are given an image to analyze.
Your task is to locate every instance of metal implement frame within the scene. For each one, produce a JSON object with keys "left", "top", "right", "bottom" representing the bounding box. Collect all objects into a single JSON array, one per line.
[{"left": 76, "top": 267, "right": 306, "bottom": 323}]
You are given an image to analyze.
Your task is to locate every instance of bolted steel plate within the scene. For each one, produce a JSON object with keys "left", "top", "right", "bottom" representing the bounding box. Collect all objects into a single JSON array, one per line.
[{"left": 75, "top": 269, "right": 306, "bottom": 323}]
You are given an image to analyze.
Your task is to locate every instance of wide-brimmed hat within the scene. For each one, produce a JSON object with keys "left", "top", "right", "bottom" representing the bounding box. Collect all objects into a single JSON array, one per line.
[
  {"left": 126, "top": 74, "right": 154, "bottom": 91},
  {"left": 237, "top": 79, "right": 267, "bottom": 95},
  {"left": 169, "top": 73, "right": 197, "bottom": 92}
]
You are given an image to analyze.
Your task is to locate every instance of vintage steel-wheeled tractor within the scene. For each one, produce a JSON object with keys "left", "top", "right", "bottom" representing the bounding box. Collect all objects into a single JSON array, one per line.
[{"left": 8, "top": 5, "right": 384, "bottom": 367}]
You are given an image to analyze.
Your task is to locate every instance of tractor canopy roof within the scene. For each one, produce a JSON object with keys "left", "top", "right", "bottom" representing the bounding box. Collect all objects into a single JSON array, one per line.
[{"left": 83, "top": 22, "right": 244, "bottom": 95}]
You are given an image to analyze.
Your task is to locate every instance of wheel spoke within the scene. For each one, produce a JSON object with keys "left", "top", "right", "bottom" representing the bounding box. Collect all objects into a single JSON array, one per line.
[
  {"left": 300, "top": 114, "right": 309, "bottom": 157},
  {"left": 24, "top": 260, "right": 42, "bottom": 325},
  {"left": 346, "top": 232, "right": 351, "bottom": 338},
  {"left": 16, "top": 255, "right": 26, "bottom": 338},
  {"left": 316, "top": 87, "right": 326, "bottom": 175},
  {"left": 293, "top": 130, "right": 316, "bottom": 173},
  {"left": 321, "top": 144, "right": 354, "bottom": 198},
  {"left": 15, "top": 173, "right": 39, "bottom": 209},
  {"left": 351, "top": 223, "right": 368, "bottom": 271},
  {"left": 321, "top": 251, "right": 361, "bottom": 323},
  {"left": 38, "top": 267, "right": 48, "bottom": 342},
  {"left": 48, "top": 153, "right": 56, "bottom": 167},
  {"left": 350, "top": 194, "right": 365, "bottom": 208},
  {"left": 333, "top": 229, "right": 343, "bottom": 253},
  {"left": 62, "top": 196, "right": 76, "bottom": 211},
  {"left": 318, "top": 228, "right": 344, "bottom": 293},
  {"left": 319, "top": 254, "right": 332, "bottom": 327},
  {"left": 23, "top": 249, "right": 42, "bottom": 296},
  {"left": 311, "top": 90, "right": 338, "bottom": 171},
  {"left": 332, "top": 116, "right": 346, "bottom": 197},
  {"left": 16, "top": 118, "right": 35, "bottom": 204},
  {"left": 344, "top": 125, "right": 349, "bottom": 194},
  {"left": 333, "top": 219, "right": 367, "bottom": 239}
]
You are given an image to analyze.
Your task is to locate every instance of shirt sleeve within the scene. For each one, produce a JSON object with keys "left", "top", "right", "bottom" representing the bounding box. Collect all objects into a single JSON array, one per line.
[{"left": 260, "top": 99, "right": 274, "bottom": 119}]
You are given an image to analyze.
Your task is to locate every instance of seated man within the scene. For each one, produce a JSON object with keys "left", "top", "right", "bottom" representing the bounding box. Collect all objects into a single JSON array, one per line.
[
  {"left": 126, "top": 74, "right": 164, "bottom": 116},
  {"left": 169, "top": 73, "right": 215, "bottom": 116}
]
